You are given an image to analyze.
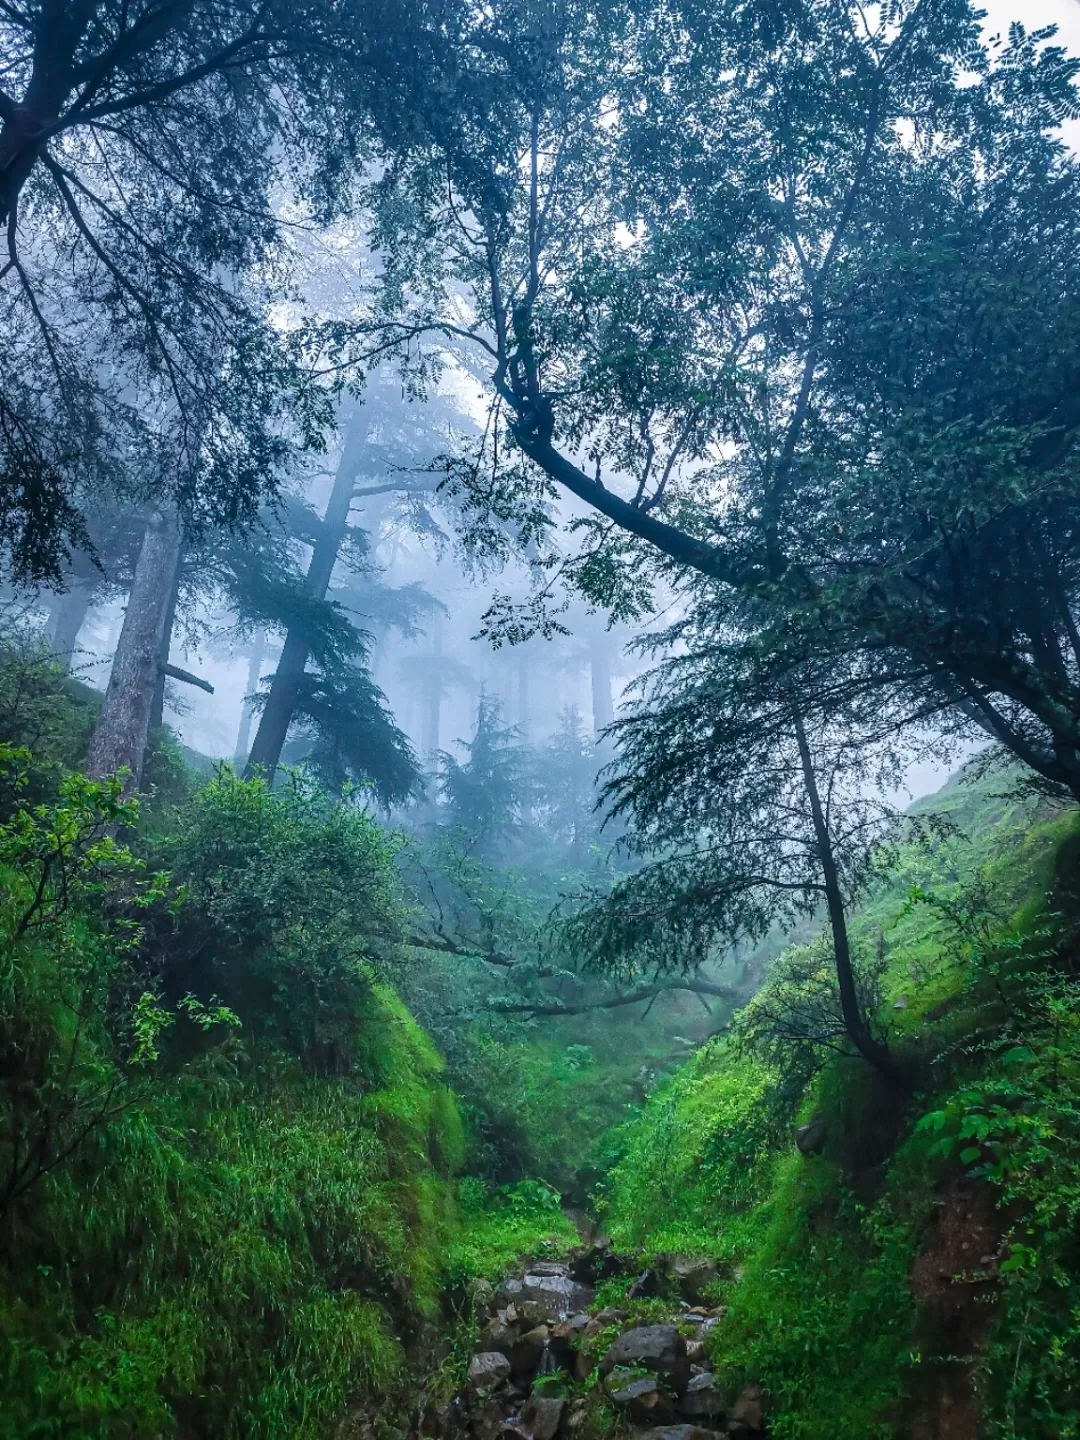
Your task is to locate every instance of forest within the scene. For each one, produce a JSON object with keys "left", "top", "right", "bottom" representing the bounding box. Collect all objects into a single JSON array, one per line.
[{"left": 3, "top": 1, "right": 1080, "bottom": 1437}]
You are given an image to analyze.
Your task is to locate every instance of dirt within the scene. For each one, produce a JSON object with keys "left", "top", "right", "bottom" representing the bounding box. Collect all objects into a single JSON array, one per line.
[{"left": 907, "top": 1178, "right": 1005, "bottom": 1440}]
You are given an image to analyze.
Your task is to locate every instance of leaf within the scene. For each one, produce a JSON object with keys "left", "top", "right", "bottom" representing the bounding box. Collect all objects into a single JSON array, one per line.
[
  {"left": 1001, "top": 1045, "right": 1037, "bottom": 1066},
  {"left": 960, "top": 1146, "right": 982, "bottom": 1165},
  {"left": 916, "top": 1109, "right": 949, "bottom": 1133}
]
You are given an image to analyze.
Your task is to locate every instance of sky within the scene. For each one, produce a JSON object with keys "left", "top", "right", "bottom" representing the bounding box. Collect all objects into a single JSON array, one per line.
[{"left": 984, "top": 0, "right": 1080, "bottom": 47}]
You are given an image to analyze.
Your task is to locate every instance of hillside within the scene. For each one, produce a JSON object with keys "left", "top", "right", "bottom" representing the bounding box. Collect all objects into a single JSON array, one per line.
[{"left": 590, "top": 765, "right": 1080, "bottom": 1439}]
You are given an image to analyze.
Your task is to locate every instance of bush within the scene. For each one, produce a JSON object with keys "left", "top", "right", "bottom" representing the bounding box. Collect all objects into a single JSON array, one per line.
[
  {"left": 155, "top": 767, "right": 408, "bottom": 1073},
  {"left": 595, "top": 1043, "right": 784, "bottom": 1260},
  {"left": 0, "top": 751, "right": 465, "bottom": 1438}
]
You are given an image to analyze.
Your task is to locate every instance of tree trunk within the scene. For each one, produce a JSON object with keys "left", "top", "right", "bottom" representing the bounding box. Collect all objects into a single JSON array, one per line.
[
  {"left": 244, "top": 412, "right": 368, "bottom": 782},
  {"left": 86, "top": 511, "right": 183, "bottom": 791},
  {"left": 590, "top": 633, "right": 614, "bottom": 736},
  {"left": 792, "top": 712, "right": 896, "bottom": 1076},
  {"left": 47, "top": 579, "right": 98, "bottom": 671},
  {"left": 148, "top": 550, "right": 184, "bottom": 734},
  {"left": 234, "top": 629, "right": 267, "bottom": 764}
]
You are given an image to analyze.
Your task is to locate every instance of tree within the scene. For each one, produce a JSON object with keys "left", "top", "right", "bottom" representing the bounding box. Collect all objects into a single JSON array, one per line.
[
  {"left": 533, "top": 706, "right": 600, "bottom": 863},
  {"left": 0, "top": 0, "right": 463, "bottom": 580},
  {"left": 85, "top": 507, "right": 183, "bottom": 788},
  {"left": 370, "top": 0, "right": 1080, "bottom": 803},
  {"left": 565, "top": 615, "right": 928, "bottom": 1074},
  {"left": 205, "top": 492, "right": 421, "bottom": 804},
  {"left": 238, "top": 381, "right": 459, "bottom": 796},
  {"left": 438, "top": 693, "right": 529, "bottom": 851}
]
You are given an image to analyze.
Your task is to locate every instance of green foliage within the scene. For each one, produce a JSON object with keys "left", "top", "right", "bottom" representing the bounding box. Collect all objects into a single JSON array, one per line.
[
  {"left": 446, "top": 1177, "right": 575, "bottom": 1287},
  {"left": 438, "top": 695, "right": 531, "bottom": 851},
  {"left": 0, "top": 747, "right": 466, "bottom": 1438},
  {"left": 597, "top": 1045, "right": 783, "bottom": 1260},
  {"left": 0, "top": 741, "right": 175, "bottom": 1209},
  {"left": 0, "top": 614, "right": 101, "bottom": 799},
  {"left": 449, "top": 1032, "right": 648, "bottom": 1192},
  {"left": 709, "top": 1151, "right": 922, "bottom": 1440},
  {"left": 592, "top": 773, "right": 1080, "bottom": 1439},
  {"left": 156, "top": 766, "right": 407, "bottom": 1072}
]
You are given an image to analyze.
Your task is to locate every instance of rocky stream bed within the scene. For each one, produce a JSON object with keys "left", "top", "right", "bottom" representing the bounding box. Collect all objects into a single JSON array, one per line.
[{"left": 422, "top": 1244, "right": 766, "bottom": 1440}]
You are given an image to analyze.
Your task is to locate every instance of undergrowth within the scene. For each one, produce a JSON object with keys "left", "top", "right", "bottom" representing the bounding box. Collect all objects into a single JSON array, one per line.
[{"left": 594, "top": 768, "right": 1080, "bottom": 1439}]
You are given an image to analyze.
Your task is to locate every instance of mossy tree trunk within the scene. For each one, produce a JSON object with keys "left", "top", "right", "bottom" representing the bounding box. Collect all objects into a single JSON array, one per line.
[{"left": 87, "top": 511, "right": 183, "bottom": 791}]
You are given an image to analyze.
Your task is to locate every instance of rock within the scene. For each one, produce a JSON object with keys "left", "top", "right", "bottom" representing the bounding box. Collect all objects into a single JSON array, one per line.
[
  {"left": 519, "top": 1300, "right": 557, "bottom": 1327},
  {"left": 520, "top": 1272, "right": 595, "bottom": 1321},
  {"left": 608, "top": 1376, "right": 679, "bottom": 1426},
  {"left": 505, "top": 1303, "right": 519, "bottom": 1325},
  {"left": 499, "top": 1279, "right": 524, "bottom": 1305},
  {"left": 729, "top": 1384, "right": 765, "bottom": 1431},
  {"left": 795, "top": 1119, "right": 826, "bottom": 1155},
  {"left": 521, "top": 1395, "right": 566, "bottom": 1440},
  {"left": 636, "top": 1427, "right": 724, "bottom": 1440},
  {"left": 472, "top": 1398, "right": 514, "bottom": 1440},
  {"left": 480, "top": 1317, "right": 517, "bottom": 1358},
  {"left": 583, "top": 1305, "right": 629, "bottom": 1339},
  {"left": 684, "top": 1340, "right": 707, "bottom": 1364},
  {"left": 670, "top": 1257, "right": 719, "bottom": 1304},
  {"left": 628, "top": 1266, "right": 663, "bottom": 1299},
  {"left": 468, "top": 1352, "right": 512, "bottom": 1390},
  {"left": 510, "top": 1325, "right": 550, "bottom": 1377},
  {"left": 472, "top": 1278, "right": 497, "bottom": 1314},
  {"left": 678, "top": 1373, "right": 724, "bottom": 1422},
  {"left": 419, "top": 1400, "right": 448, "bottom": 1437},
  {"left": 528, "top": 1260, "right": 571, "bottom": 1277},
  {"left": 600, "top": 1325, "right": 690, "bottom": 1394},
  {"left": 569, "top": 1236, "right": 625, "bottom": 1283},
  {"left": 574, "top": 1348, "right": 593, "bottom": 1381},
  {"left": 563, "top": 1400, "right": 588, "bottom": 1436}
]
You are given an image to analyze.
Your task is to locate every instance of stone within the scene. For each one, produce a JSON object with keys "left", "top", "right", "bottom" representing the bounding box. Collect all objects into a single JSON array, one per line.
[
  {"left": 670, "top": 1258, "right": 719, "bottom": 1304},
  {"left": 582, "top": 1306, "right": 629, "bottom": 1339},
  {"left": 521, "top": 1395, "right": 566, "bottom": 1440},
  {"left": 468, "top": 1352, "right": 512, "bottom": 1390},
  {"left": 480, "top": 1317, "right": 517, "bottom": 1358},
  {"left": 636, "top": 1427, "right": 724, "bottom": 1440},
  {"left": 529, "top": 1261, "right": 571, "bottom": 1277},
  {"left": 419, "top": 1400, "right": 448, "bottom": 1437},
  {"left": 678, "top": 1373, "right": 724, "bottom": 1422},
  {"left": 519, "top": 1300, "right": 556, "bottom": 1326},
  {"left": 510, "top": 1325, "right": 550, "bottom": 1377},
  {"left": 563, "top": 1400, "right": 588, "bottom": 1436},
  {"left": 519, "top": 1272, "right": 596, "bottom": 1322},
  {"left": 608, "top": 1376, "right": 678, "bottom": 1426},
  {"left": 569, "top": 1236, "right": 625, "bottom": 1283},
  {"left": 729, "top": 1384, "right": 765, "bottom": 1431},
  {"left": 684, "top": 1340, "right": 706, "bottom": 1364},
  {"left": 795, "top": 1119, "right": 826, "bottom": 1155},
  {"left": 600, "top": 1325, "right": 690, "bottom": 1394},
  {"left": 472, "top": 1278, "right": 497, "bottom": 1313},
  {"left": 574, "top": 1348, "right": 593, "bottom": 1382},
  {"left": 472, "top": 1399, "right": 514, "bottom": 1440},
  {"left": 628, "top": 1266, "right": 663, "bottom": 1299}
]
